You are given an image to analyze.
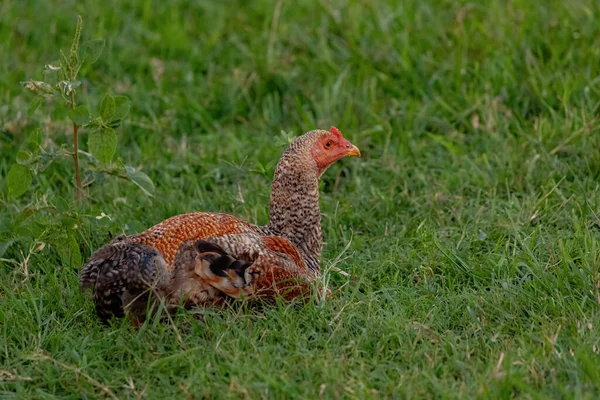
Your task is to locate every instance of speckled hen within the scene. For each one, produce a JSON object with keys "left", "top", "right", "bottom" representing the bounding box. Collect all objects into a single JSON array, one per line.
[{"left": 79, "top": 127, "right": 360, "bottom": 322}]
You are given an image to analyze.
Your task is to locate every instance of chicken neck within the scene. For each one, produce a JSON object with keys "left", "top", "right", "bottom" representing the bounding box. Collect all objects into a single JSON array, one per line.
[{"left": 265, "top": 139, "right": 323, "bottom": 273}]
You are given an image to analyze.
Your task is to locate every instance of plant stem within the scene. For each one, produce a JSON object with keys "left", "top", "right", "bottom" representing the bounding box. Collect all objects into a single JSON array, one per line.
[
  {"left": 73, "top": 121, "right": 82, "bottom": 203},
  {"left": 71, "top": 92, "right": 83, "bottom": 203}
]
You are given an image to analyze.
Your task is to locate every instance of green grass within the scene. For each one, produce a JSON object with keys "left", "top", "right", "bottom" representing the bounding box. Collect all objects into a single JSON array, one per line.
[{"left": 2, "top": 0, "right": 600, "bottom": 398}]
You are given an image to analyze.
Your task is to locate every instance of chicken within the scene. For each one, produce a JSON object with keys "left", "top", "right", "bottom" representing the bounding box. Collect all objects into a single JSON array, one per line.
[{"left": 80, "top": 127, "right": 360, "bottom": 322}]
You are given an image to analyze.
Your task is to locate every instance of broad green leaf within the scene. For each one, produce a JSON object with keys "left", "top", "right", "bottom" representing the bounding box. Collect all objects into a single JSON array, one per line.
[
  {"left": 88, "top": 127, "right": 116, "bottom": 163},
  {"left": 27, "top": 129, "right": 43, "bottom": 153},
  {"left": 16, "top": 151, "right": 33, "bottom": 165},
  {"left": 125, "top": 166, "right": 155, "bottom": 197},
  {"left": 68, "top": 105, "right": 90, "bottom": 126},
  {"left": 99, "top": 94, "right": 116, "bottom": 121},
  {"left": 27, "top": 96, "right": 44, "bottom": 116},
  {"left": 113, "top": 96, "right": 131, "bottom": 121},
  {"left": 81, "top": 39, "right": 105, "bottom": 64},
  {"left": 108, "top": 96, "right": 131, "bottom": 128},
  {"left": 7, "top": 164, "right": 32, "bottom": 198}
]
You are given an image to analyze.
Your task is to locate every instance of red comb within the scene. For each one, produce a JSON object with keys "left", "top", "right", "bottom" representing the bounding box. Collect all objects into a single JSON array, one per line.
[{"left": 330, "top": 126, "right": 343, "bottom": 138}]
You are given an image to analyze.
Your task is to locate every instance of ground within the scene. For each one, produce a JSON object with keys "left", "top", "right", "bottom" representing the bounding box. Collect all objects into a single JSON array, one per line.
[{"left": 1, "top": 0, "right": 600, "bottom": 398}]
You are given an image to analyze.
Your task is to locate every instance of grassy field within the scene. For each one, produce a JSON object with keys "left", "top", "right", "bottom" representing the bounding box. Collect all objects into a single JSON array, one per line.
[{"left": 2, "top": 0, "right": 600, "bottom": 398}]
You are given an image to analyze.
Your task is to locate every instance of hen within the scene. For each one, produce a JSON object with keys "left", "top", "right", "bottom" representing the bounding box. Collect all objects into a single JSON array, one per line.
[{"left": 80, "top": 127, "right": 360, "bottom": 322}]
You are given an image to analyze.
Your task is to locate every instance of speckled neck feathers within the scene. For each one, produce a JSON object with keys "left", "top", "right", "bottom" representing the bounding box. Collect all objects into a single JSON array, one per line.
[{"left": 265, "top": 131, "right": 324, "bottom": 273}]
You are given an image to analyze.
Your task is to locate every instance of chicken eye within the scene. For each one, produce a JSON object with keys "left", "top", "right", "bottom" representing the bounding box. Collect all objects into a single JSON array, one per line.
[{"left": 325, "top": 140, "right": 332, "bottom": 148}]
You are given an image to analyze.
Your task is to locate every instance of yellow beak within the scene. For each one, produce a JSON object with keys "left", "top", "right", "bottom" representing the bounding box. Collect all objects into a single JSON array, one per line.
[{"left": 346, "top": 144, "right": 361, "bottom": 157}]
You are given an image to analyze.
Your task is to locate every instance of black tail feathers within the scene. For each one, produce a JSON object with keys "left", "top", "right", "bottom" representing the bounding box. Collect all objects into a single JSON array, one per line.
[{"left": 80, "top": 239, "right": 168, "bottom": 323}]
